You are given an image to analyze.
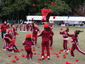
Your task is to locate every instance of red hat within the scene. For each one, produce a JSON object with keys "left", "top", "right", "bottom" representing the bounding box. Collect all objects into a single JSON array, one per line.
[
  {"left": 8, "top": 29, "right": 12, "bottom": 32},
  {"left": 11, "top": 39, "right": 16, "bottom": 42},
  {"left": 26, "top": 34, "right": 32, "bottom": 38},
  {"left": 65, "top": 27, "right": 69, "bottom": 32},
  {"left": 74, "top": 30, "right": 77, "bottom": 35},
  {"left": 44, "top": 23, "right": 49, "bottom": 28},
  {"left": 12, "top": 24, "right": 14, "bottom": 27}
]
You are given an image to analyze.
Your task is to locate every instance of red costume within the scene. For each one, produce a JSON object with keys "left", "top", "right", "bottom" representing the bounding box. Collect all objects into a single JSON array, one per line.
[
  {"left": 32, "top": 23, "right": 40, "bottom": 44},
  {"left": 7, "top": 42, "right": 18, "bottom": 51},
  {"left": 50, "top": 23, "right": 54, "bottom": 47},
  {"left": 1, "top": 23, "right": 8, "bottom": 38},
  {"left": 38, "top": 23, "right": 54, "bottom": 59},
  {"left": 23, "top": 34, "right": 35, "bottom": 59},
  {"left": 26, "top": 23, "right": 29, "bottom": 31},
  {"left": 7, "top": 39, "right": 18, "bottom": 52},
  {"left": 1, "top": 24, "right": 8, "bottom": 32},
  {"left": 29, "top": 24, "right": 32, "bottom": 31},
  {"left": 12, "top": 28, "right": 17, "bottom": 39},
  {"left": 60, "top": 31, "right": 69, "bottom": 51},
  {"left": 67, "top": 33, "right": 85, "bottom": 57},
  {"left": 19, "top": 24, "right": 22, "bottom": 31},
  {"left": 3, "top": 32, "right": 12, "bottom": 49}
]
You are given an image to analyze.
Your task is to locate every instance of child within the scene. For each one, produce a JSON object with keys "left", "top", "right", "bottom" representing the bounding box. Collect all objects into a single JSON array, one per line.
[
  {"left": 19, "top": 23, "right": 23, "bottom": 31},
  {"left": 29, "top": 23, "right": 32, "bottom": 32},
  {"left": 26, "top": 23, "right": 29, "bottom": 31},
  {"left": 3, "top": 29, "right": 13, "bottom": 50},
  {"left": 32, "top": 22, "right": 41, "bottom": 45},
  {"left": 50, "top": 21, "right": 54, "bottom": 47},
  {"left": 12, "top": 24, "right": 18, "bottom": 39},
  {"left": 67, "top": 30, "right": 85, "bottom": 58},
  {"left": 38, "top": 23, "right": 54, "bottom": 60},
  {"left": 23, "top": 34, "right": 35, "bottom": 60},
  {"left": 60, "top": 27, "right": 69, "bottom": 52},
  {"left": 15, "top": 25, "right": 18, "bottom": 31},
  {"left": 1, "top": 21, "right": 8, "bottom": 39},
  {"left": 23, "top": 23, "right": 26, "bottom": 32},
  {"left": 6, "top": 39, "right": 19, "bottom": 53}
]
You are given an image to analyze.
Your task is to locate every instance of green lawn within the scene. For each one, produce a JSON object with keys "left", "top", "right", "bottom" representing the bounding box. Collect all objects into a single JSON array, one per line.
[{"left": 0, "top": 26, "right": 85, "bottom": 64}]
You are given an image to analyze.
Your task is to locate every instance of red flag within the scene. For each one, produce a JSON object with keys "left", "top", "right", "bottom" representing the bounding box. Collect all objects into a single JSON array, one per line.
[{"left": 41, "top": 8, "right": 51, "bottom": 21}]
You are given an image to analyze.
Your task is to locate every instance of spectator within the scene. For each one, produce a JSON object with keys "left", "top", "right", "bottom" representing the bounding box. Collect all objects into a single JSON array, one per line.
[{"left": 0, "top": 21, "right": 8, "bottom": 39}]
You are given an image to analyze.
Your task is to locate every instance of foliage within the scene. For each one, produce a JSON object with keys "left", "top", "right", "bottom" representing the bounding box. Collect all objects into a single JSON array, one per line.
[{"left": 0, "top": 0, "right": 84, "bottom": 20}]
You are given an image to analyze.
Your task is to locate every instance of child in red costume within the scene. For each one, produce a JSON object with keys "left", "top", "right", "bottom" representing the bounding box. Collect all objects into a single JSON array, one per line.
[
  {"left": 23, "top": 34, "right": 35, "bottom": 60},
  {"left": 3, "top": 29, "right": 13, "bottom": 50},
  {"left": 22, "top": 23, "right": 26, "bottom": 32},
  {"left": 50, "top": 21, "right": 54, "bottom": 47},
  {"left": 1, "top": 21, "right": 8, "bottom": 39},
  {"left": 7, "top": 39, "right": 19, "bottom": 53},
  {"left": 32, "top": 22, "right": 41, "bottom": 45},
  {"left": 38, "top": 23, "right": 54, "bottom": 60},
  {"left": 67, "top": 30, "right": 85, "bottom": 58},
  {"left": 60, "top": 27, "right": 69, "bottom": 52},
  {"left": 19, "top": 23, "right": 23, "bottom": 31},
  {"left": 29, "top": 23, "right": 32, "bottom": 31},
  {"left": 12, "top": 24, "right": 19, "bottom": 39},
  {"left": 26, "top": 23, "right": 29, "bottom": 31}
]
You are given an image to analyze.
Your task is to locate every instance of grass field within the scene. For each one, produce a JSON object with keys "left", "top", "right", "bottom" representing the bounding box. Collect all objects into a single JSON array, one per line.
[{"left": 0, "top": 26, "right": 85, "bottom": 64}]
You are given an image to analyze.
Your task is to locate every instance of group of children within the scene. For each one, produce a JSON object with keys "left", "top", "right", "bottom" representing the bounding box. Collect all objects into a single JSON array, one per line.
[
  {"left": 19, "top": 23, "right": 32, "bottom": 32},
  {"left": 22, "top": 21, "right": 54, "bottom": 60},
  {"left": 1, "top": 21, "right": 85, "bottom": 61},
  {"left": 60, "top": 28, "right": 85, "bottom": 58},
  {"left": 2, "top": 22, "right": 19, "bottom": 53}
]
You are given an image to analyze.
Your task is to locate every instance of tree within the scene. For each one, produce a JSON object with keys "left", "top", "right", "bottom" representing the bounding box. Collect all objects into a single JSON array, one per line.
[
  {"left": 48, "top": 0, "right": 71, "bottom": 15},
  {"left": 63, "top": 0, "right": 85, "bottom": 15},
  {"left": 74, "top": 5, "right": 85, "bottom": 16}
]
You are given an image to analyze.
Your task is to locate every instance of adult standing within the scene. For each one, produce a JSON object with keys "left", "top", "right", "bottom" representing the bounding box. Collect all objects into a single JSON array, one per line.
[{"left": 0, "top": 21, "right": 8, "bottom": 39}]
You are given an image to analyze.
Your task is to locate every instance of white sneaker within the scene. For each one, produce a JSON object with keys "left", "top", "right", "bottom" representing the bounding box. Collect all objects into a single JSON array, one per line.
[
  {"left": 3, "top": 49, "right": 6, "bottom": 51},
  {"left": 30, "top": 58, "right": 33, "bottom": 60},
  {"left": 10, "top": 50, "right": 14, "bottom": 53},
  {"left": 42, "top": 56, "right": 44, "bottom": 58},
  {"left": 47, "top": 56, "right": 50, "bottom": 58},
  {"left": 66, "top": 50, "right": 69, "bottom": 52},
  {"left": 42, "top": 56, "right": 44, "bottom": 60},
  {"left": 47, "top": 56, "right": 50, "bottom": 60},
  {"left": 63, "top": 50, "right": 66, "bottom": 52}
]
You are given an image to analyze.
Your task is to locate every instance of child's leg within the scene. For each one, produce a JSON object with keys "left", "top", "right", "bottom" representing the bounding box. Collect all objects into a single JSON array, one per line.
[
  {"left": 3, "top": 39, "right": 7, "bottom": 49},
  {"left": 65, "top": 40, "right": 69, "bottom": 50},
  {"left": 7, "top": 48, "right": 14, "bottom": 53},
  {"left": 27, "top": 28, "right": 28, "bottom": 31},
  {"left": 20, "top": 28, "right": 21, "bottom": 31},
  {"left": 27, "top": 52, "right": 29, "bottom": 58},
  {"left": 23, "top": 28, "right": 25, "bottom": 31},
  {"left": 71, "top": 44, "right": 75, "bottom": 57},
  {"left": 63, "top": 40, "right": 65, "bottom": 50},
  {"left": 2, "top": 32, "right": 6, "bottom": 39},
  {"left": 50, "top": 36, "right": 53, "bottom": 47},
  {"left": 41, "top": 41, "right": 45, "bottom": 57},
  {"left": 76, "top": 45, "right": 85, "bottom": 55},
  {"left": 30, "top": 49, "right": 33, "bottom": 58},
  {"left": 1, "top": 32, "right": 3, "bottom": 39},
  {"left": 35, "top": 36, "right": 37, "bottom": 44},
  {"left": 46, "top": 41, "right": 50, "bottom": 57}
]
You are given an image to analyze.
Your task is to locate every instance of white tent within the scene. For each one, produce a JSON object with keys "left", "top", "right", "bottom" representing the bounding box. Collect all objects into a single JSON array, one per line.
[
  {"left": 49, "top": 16, "right": 85, "bottom": 21},
  {"left": 26, "top": 15, "right": 46, "bottom": 20},
  {"left": 27, "top": 15, "right": 85, "bottom": 21}
]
